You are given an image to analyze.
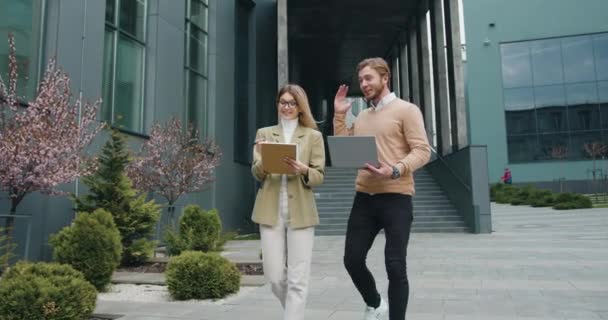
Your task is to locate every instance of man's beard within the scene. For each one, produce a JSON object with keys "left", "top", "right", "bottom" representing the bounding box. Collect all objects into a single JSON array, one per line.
[{"left": 363, "top": 83, "right": 384, "bottom": 107}]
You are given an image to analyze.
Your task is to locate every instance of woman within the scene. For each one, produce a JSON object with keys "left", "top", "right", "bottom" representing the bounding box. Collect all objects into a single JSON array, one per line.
[{"left": 251, "top": 84, "right": 325, "bottom": 320}]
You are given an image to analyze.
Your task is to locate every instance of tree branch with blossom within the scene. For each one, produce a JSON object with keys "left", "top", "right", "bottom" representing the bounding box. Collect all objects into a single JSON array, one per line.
[
  {"left": 0, "top": 34, "right": 103, "bottom": 233},
  {"left": 128, "top": 118, "right": 222, "bottom": 207}
]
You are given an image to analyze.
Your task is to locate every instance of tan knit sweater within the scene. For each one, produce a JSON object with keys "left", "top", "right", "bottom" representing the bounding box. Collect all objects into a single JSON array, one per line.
[{"left": 333, "top": 98, "right": 431, "bottom": 195}]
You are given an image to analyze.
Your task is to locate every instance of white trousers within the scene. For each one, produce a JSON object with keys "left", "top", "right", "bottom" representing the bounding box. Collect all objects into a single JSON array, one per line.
[{"left": 260, "top": 212, "right": 315, "bottom": 320}]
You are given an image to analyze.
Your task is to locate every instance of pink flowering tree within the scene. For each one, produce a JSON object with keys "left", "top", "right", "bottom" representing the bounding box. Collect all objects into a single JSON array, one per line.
[
  {"left": 128, "top": 118, "right": 221, "bottom": 212},
  {"left": 0, "top": 34, "right": 103, "bottom": 235}
]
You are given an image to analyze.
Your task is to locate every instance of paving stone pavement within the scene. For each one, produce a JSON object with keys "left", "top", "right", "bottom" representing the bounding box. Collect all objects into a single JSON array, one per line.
[{"left": 95, "top": 203, "right": 608, "bottom": 319}]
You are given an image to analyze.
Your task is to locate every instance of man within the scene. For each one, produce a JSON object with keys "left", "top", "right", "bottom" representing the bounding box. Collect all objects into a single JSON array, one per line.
[{"left": 333, "top": 57, "right": 431, "bottom": 320}]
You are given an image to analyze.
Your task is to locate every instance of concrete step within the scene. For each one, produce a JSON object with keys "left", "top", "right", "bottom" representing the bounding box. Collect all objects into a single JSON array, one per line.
[
  {"left": 316, "top": 168, "right": 467, "bottom": 234},
  {"left": 411, "top": 227, "right": 470, "bottom": 233},
  {"left": 317, "top": 220, "right": 466, "bottom": 229},
  {"left": 320, "top": 215, "right": 464, "bottom": 225},
  {"left": 412, "top": 221, "right": 467, "bottom": 228},
  {"left": 315, "top": 193, "right": 356, "bottom": 199},
  {"left": 316, "top": 200, "right": 454, "bottom": 208},
  {"left": 314, "top": 183, "right": 355, "bottom": 192},
  {"left": 317, "top": 207, "right": 459, "bottom": 215},
  {"left": 315, "top": 225, "right": 469, "bottom": 235},
  {"left": 315, "top": 229, "right": 347, "bottom": 236},
  {"left": 413, "top": 215, "right": 465, "bottom": 222}
]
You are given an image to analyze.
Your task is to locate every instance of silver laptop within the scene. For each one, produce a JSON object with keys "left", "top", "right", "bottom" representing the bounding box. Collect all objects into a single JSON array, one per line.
[{"left": 327, "top": 136, "right": 379, "bottom": 168}]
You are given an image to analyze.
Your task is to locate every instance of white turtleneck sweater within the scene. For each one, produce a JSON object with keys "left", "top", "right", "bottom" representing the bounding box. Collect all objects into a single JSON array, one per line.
[{"left": 279, "top": 118, "right": 298, "bottom": 222}]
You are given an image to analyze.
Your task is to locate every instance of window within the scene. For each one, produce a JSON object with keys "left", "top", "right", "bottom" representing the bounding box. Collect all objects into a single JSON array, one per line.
[
  {"left": 0, "top": 0, "right": 40, "bottom": 100},
  {"left": 185, "top": 0, "right": 209, "bottom": 132},
  {"left": 500, "top": 32, "right": 608, "bottom": 163},
  {"left": 103, "top": 0, "right": 147, "bottom": 133}
]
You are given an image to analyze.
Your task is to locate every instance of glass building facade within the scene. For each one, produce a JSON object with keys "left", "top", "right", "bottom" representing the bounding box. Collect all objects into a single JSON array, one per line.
[{"left": 501, "top": 33, "right": 608, "bottom": 163}]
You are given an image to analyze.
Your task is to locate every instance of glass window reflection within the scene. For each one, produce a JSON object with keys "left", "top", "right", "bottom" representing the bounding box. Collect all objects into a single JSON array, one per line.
[
  {"left": 566, "top": 83, "right": 600, "bottom": 131},
  {"left": 535, "top": 85, "right": 567, "bottom": 133},
  {"left": 599, "top": 81, "right": 608, "bottom": 129},
  {"left": 507, "top": 135, "right": 538, "bottom": 162},
  {"left": 538, "top": 134, "right": 569, "bottom": 161},
  {"left": 594, "top": 34, "right": 608, "bottom": 81},
  {"left": 504, "top": 88, "right": 536, "bottom": 134},
  {"left": 562, "top": 35, "right": 596, "bottom": 83},
  {"left": 531, "top": 39, "right": 563, "bottom": 86},
  {"left": 569, "top": 131, "right": 604, "bottom": 160},
  {"left": 501, "top": 32, "right": 608, "bottom": 163},
  {"left": 501, "top": 42, "right": 532, "bottom": 88}
]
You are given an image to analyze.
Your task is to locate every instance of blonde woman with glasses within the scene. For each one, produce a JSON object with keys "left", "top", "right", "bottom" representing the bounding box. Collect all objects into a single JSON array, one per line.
[{"left": 251, "top": 84, "right": 325, "bottom": 320}]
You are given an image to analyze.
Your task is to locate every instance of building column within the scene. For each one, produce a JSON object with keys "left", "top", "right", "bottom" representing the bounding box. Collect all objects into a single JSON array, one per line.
[
  {"left": 400, "top": 40, "right": 411, "bottom": 101},
  {"left": 444, "top": 0, "right": 468, "bottom": 149},
  {"left": 419, "top": 5, "right": 434, "bottom": 146},
  {"left": 391, "top": 51, "right": 401, "bottom": 97},
  {"left": 431, "top": 0, "right": 452, "bottom": 156},
  {"left": 277, "top": 0, "right": 288, "bottom": 88},
  {"left": 409, "top": 20, "right": 421, "bottom": 108}
]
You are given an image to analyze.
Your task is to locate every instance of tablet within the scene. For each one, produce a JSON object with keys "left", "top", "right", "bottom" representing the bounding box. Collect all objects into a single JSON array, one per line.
[{"left": 327, "top": 136, "right": 378, "bottom": 168}]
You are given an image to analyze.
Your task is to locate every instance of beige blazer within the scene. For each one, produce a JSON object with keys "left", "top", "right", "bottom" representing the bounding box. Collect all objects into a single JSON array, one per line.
[{"left": 251, "top": 124, "right": 325, "bottom": 228}]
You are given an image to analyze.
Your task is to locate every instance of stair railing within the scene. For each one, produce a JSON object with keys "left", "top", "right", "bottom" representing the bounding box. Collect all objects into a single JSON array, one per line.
[{"left": 428, "top": 146, "right": 472, "bottom": 192}]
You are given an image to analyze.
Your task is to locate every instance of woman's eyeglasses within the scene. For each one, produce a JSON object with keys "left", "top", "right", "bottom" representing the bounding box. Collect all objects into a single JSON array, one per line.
[{"left": 279, "top": 100, "right": 298, "bottom": 108}]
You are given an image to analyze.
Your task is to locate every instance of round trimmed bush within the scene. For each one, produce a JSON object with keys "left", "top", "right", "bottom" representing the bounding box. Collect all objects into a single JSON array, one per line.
[
  {"left": 0, "top": 262, "right": 97, "bottom": 319},
  {"left": 50, "top": 209, "right": 122, "bottom": 291},
  {"left": 178, "top": 205, "right": 222, "bottom": 253},
  {"left": 166, "top": 251, "right": 240, "bottom": 300}
]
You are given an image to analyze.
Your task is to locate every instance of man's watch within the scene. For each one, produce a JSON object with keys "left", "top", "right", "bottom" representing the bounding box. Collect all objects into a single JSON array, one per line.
[{"left": 390, "top": 165, "right": 401, "bottom": 180}]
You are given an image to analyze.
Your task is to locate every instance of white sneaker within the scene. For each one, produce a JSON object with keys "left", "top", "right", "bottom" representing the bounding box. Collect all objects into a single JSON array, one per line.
[{"left": 363, "top": 298, "right": 388, "bottom": 320}]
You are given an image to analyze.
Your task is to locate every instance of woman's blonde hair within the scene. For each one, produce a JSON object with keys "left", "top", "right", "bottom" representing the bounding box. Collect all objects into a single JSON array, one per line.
[{"left": 276, "top": 84, "right": 318, "bottom": 130}]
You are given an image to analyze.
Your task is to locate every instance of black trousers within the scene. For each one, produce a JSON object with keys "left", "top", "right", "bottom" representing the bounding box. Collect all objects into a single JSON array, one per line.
[{"left": 343, "top": 192, "right": 413, "bottom": 320}]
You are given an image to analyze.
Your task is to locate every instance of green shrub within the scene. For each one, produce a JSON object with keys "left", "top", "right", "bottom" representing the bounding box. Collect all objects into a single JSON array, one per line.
[
  {"left": 165, "top": 205, "right": 222, "bottom": 255},
  {"left": 490, "top": 183, "right": 503, "bottom": 201},
  {"left": 531, "top": 191, "right": 555, "bottom": 207},
  {"left": 553, "top": 193, "right": 592, "bottom": 210},
  {"left": 164, "top": 225, "right": 188, "bottom": 256},
  {"left": 576, "top": 195, "right": 593, "bottom": 208},
  {"left": 510, "top": 198, "right": 526, "bottom": 205},
  {"left": 510, "top": 185, "right": 536, "bottom": 205},
  {"left": 0, "top": 262, "right": 97, "bottom": 319},
  {"left": 554, "top": 192, "right": 576, "bottom": 203},
  {"left": 50, "top": 209, "right": 122, "bottom": 291},
  {"left": 122, "top": 237, "right": 156, "bottom": 267},
  {"left": 494, "top": 185, "right": 518, "bottom": 204},
  {"left": 75, "top": 130, "right": 160, "bottom": 266},
  {"left": 492, "top": 184, "right": 593, "bottom": 210},
  {"left": 553, "top": 202, "right": 577, "bottom": 210},
  {"left": 182, "top": 206, "right": 222, "bottom": 251},
  {"left": 166, "top": 251, "right": 240, "bottom": 300}
]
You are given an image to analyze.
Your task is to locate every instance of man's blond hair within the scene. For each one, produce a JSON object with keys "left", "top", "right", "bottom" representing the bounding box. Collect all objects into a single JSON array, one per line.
[{"left": 357, "top": 57, "right": 391, "bottom": 80}]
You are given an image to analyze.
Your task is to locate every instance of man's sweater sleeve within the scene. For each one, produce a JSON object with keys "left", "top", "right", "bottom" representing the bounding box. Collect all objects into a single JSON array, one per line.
[
  {"left": 333, "top": 112, "right": 354, "bottom": 136},
  {"left": 397, "top": 105, "right": 431, "bottom": 174}
]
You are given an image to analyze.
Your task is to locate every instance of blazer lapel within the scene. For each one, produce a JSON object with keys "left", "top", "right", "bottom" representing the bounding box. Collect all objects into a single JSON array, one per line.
[
  {"left": 293, "top": 125, "right": 306, "bottom": 144},
  {"left": 271, "top": 125, "right": 283, "bottom": 143}
]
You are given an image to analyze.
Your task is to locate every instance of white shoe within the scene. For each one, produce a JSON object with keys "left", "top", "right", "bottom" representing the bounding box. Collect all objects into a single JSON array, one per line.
[{"left": 363, "top": 298, "right": 388, "bottom": 320}]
